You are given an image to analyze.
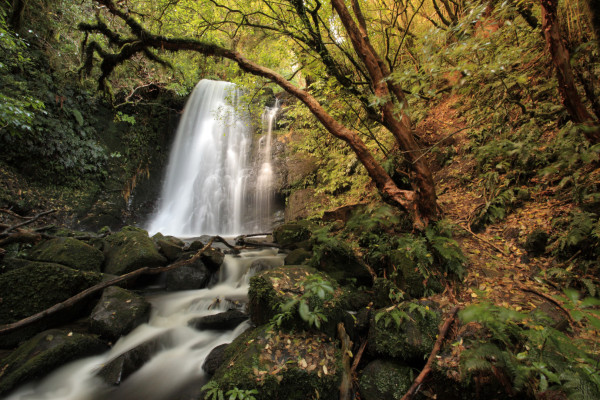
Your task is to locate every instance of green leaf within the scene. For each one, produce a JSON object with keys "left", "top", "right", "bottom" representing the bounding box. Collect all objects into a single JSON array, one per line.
[
  {"left": 298, "top": 300, "right": 310, "bottom": 321},
  {"left": 71, "top": 109, "right": 84, "bottom": 126}
]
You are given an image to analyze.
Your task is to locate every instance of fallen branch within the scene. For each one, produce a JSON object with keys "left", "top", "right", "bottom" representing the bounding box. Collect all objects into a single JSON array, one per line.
[
  {"left": 350, "top": 338, "right": 368, "bottom": 374},
  {"left": 0, "top": 208, "right": 28, "bottom": 219},
  {"left": 459, "top": 224, "right": 508, "bottom": 256},
  {"left": 400, "top": 306, "right": 459, "bottom": 400},
  {"left": 0, "top": 210, "right": 57, "bottom": 237},
  {"left": 0, "top": 237, "right": 216, "bottom": 335},
  {"left": 518, "top": 284, "right": 581, "bottom": 330}
]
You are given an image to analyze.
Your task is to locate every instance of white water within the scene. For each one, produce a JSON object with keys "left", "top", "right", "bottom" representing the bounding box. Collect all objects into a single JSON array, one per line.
[
  {"left": 147, "top": 80, "right": 252, "bottom": 237},
  {"left": 147, "top": 80, "right": 281, "bottom": 237},
  {"left": 7, "top": 249, "right": 285, "bottom": 400},
  {"left": 252, "top": 101, "right": 279, "bottom": 233}
]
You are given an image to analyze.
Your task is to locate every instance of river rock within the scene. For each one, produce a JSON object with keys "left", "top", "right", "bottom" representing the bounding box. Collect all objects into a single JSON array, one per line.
[
  {"left": 0, "top": 262, "right": 102, "bottom": 347},
  {"left": 103, "top": 226, "right": 167, "bottom": 275},
  {"left": 368, "top": 301, "right": 441, "bottom": 362},
  {"left": 26, "top": 237, "right": 104, "bottom": 272},
  {"left": 272, "top": 221, "right": 311, "bottom": 248},
  {"left": 202, "top": 343, "right": 229, "bottom": 376},
  {"left": 209, "top": 326, "right": 342, "bottom": 400},
  {"left": 201, "top": 247, "right": 225, "bottom": 272},
  {"left": 96, "top": 334, "right": 168, "bottom": 385},
  {"left": 0, "top": 329, "right": 108, "bottom": 396},
  {"left": 188, "top": 310, "right": 248, "bottom": 331},
  {"left": 89, "top": 286, "right": 151, "bottom": 341},
  {"left": 165, "top": 253, "right": 210, "bottom": 290},
  {"left": 284, "top": 248, "right": 311, "bottom": 265},
  {"left": 155, "top": 238, "right": 184, "bottom": 262},
  {"left": 358, "top": 360, "right": 412, "bottom": 400}
]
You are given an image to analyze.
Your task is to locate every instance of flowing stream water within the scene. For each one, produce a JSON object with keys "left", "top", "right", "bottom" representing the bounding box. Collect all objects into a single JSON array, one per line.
[{"left": 7, "top": 249, "right": 285, "bottom": 400}]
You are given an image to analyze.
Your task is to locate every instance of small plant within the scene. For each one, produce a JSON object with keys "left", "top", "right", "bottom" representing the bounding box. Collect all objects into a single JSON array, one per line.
[{"left": 202, "top": 381, "right": 258, "bottom": 400}]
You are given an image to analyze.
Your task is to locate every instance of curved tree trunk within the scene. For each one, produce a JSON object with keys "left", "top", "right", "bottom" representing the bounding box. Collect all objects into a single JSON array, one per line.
[{"left": 541, "top": 0, "right": 600, "bottom": 143}]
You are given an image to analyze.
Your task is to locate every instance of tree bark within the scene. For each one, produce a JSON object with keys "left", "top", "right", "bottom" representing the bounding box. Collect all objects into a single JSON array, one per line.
[{"left": 541, "top": 0, "right": 600, "bottom": 143}]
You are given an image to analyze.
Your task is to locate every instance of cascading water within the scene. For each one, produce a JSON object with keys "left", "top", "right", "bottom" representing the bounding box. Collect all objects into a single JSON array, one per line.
[
  {"left": 252, "top": 100, "right": 279, "bottom": 233},
  {"left": 6, "top": 249, "right": 285, "bottom": 400},
  {"left": 147, "top": 80, "right": 281, "bottom": 237},
  {"left": 147, "top": 80, "right": 252, "bottom": 237}
]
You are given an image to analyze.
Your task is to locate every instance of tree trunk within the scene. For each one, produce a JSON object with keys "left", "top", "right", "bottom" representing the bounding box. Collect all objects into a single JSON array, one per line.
[
  {"left": 585, "top": 0, "right": 600, "bottom": 43},
  {"left": 541, "top": 0, "right": 600, "bottom": 143}
]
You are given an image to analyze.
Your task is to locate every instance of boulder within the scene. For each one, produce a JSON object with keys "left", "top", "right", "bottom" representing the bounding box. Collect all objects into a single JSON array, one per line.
[
  {"left": 368, "top": 301, "right": 441, "bottom": 362},
  {"left": 524, "top": 229, "right": 549, "bottom": 256},
  {"left": 103, "top": 226, "right": 167, "bottom": 275},
  {"left": 202, "top": 343, "right": 229, "bottom": 376},
  {"left": 248, "top": 265, "right": 344, "bottom": 335},
  {"left": 0, "top": 262, "right": 102, "bottom": 347},
  {"left": 284, "top": 248, "right": 311, "bottom": 265},
  {"left": 165, "top": 253, "right": 211, "bottom": 291},
  {"left": 96, "top": 335, "right": 168, "bottom": 385},
  {"left": 272, "top": 221, "right": 311, "bottom": 248},
  {"left": 311, "top": 236, "right": 373, "bottom": 286},
  {"left": 89, "top": 286, "right": 151, "bottom": 341},
  {"left": 0, "top": 329, "right": 108, "bottom": 396},
  {"left": 358, "top": 360, "right": 412, "bottom": 400},
  {"left": 187, "top": 242, "right": 225, "bottom": 272},
  {"left": 155, "top": 238, "right": 184, "bottom": 262},
  {"left": 26, "top": 237, "right": 104, "bottom": 272},
  {"left": 209, "top": 326, "right": 342, "bottom": 400},
  {"left": 188, "top": 310, "right": 248, "bottom": 331}
]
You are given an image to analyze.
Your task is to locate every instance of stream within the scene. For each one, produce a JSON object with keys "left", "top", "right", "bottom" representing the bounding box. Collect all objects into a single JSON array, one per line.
[{"left": 6, "top": 248, "right": 285, "bottom": 400}]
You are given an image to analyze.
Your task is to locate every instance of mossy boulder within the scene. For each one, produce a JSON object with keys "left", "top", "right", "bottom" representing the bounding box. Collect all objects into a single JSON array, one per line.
[
  {"left": 284, "top": 248, "right": 311, "bottom": 265},
  {"left": 358, "top": 360, "right": 413, "bottom": 400},
  {"left": 311, "top": 237, "right": 373, "bottom": 286},
  {"left": 248, "top": 265, "right": 344, "bottom": 335},
  {"left": 208, "top": 326, "right": 342, "bottom": 400},
  {"left": 524, "top": 229, "right": 549, "bottom": 256},
  {"left": 0, "top": 329, "right": 108, "bottom": 396},
  {"left": 26, "top": 237, "right": 104, "bottom": 272},
  {"left": 88, "top": 286, "right": 151, "bottom": 341},
  {"left": 0, "top": 262, "right": 102, "bottom": 347},
  {"left": 187, "top": 241, "right": 225, "bottom": 272},
  {"left": 272, "top": 221, "right": 312, "bottom": 248},
  {"left": 368, "top": 301, "right": 441, "bottom": 362},
  {"left": 155, "top": 238, "right": 184, "bottom": 262},
  {"left": 103, "top": 226, "right": 167, "bottom": 275}
]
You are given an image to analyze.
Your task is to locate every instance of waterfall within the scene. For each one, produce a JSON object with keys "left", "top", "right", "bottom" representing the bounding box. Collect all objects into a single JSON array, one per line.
[
  {"left": 252, "top": 100, "right": 279, "bottom": 233},
  {"left": 147, "top": 80, "right": 252, "bottom": 237},
  {"left": 147, "top": 80, "right": 281, "bottom": 237},
  {"left": 6, "top": 249, "right": 285, "bottom": 400}
]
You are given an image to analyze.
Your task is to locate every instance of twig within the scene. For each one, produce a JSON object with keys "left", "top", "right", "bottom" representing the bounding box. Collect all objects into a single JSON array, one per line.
[
  {"left": 400, "top": 306, "right": 459, "bottom": 400},
  {"left": 518, "top": 284, "right": 581, "bottom": 330},
  {"left": 0, "top": 237, "right": 216, "bottom": 335},
  {"left": 0, "top": 209, "right": 28, "bottom": 219},
  {"left": 0, "top": 210, "right": 57, "bottom": 236},
  {"left": 350, "top": 339, "right": 368, "bottom": 374},
  {"left": 458, "top": 224, "right": 509, "bottom": 256}
]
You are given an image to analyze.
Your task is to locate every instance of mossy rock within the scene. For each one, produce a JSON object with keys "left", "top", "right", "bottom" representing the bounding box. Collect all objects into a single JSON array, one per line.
[
  {"left": 26, "top": 237, "right": 104, "bottom": 272},
  {"left": 209, "top": 326, "right": 342, "bottom": 400},
  {"left": 311, "top": 236, "right": 373, "bottom": 286},
  {"left": 152, "top": 233, "right": 185, "bottom": 262},
  {"left": 284, "top": 248, "right": 311, "bottom": 265},
  {"left": 88, "top": 286, "right": 151, "bottom": 341},
  {"left": 524, "top": 229, "right": 549, "bottom": 256},
  {"left": 272, "top": 221, "right": 312, "bottom": 248},
  {"left": 103, "top": 226, "right": 167, "bottom": 275},
  {"left": 186, "top": 241, "right": 225, "bottom": 272},
  {"left": 248, "top": 265, "right": 344, "bottom": 336},
  {"left": 358, "top": 360, "right": 413, "bottom": 400},
  {"left": 390, "top": 250, "right": 444, "bottom": 298},
  {"left": 368, "top": 301, "right": 441, "bottom": 362},
  {"left": 0, "top": 329, "right": 108, "bottom": 396},
  {"left": 0, "top": 262, "right": 102, "bottom": 324}
]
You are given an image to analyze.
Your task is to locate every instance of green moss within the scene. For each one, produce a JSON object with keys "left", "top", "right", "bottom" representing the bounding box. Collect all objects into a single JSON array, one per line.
[
  {"left": 272, "top": 221, "right": 312, "bottom": 248},
  {"left": 103, "top": 226, "right": 167, "bottom": 275},
  {"left": 26, "top": 237, "right": 104, "bottom": 272},
  {"left": 368, "top": 301, "right": 441, "bottom": 362},
  {"left": 0, "top": 262, "right": 102, "bottom": 325},
  {"left": 359, "top": 360, "right": 413, "bottom": 400},
  {"left": 210, "top": 327, "right": 342, "bottom": 400},
  {"left": 0, "top": 329, "right": 107, "bottom": 396}
]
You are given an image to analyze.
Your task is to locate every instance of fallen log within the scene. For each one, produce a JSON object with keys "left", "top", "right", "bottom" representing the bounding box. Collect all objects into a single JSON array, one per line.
[
  {"left": 0, "top": 209, "right": 57, "bottom": 236},
  {"left": 0, "top": 237, "right": 216, "bottom": 336},
  {"left": 400, "top": 306, "right": 459, "bottom": 400}
]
